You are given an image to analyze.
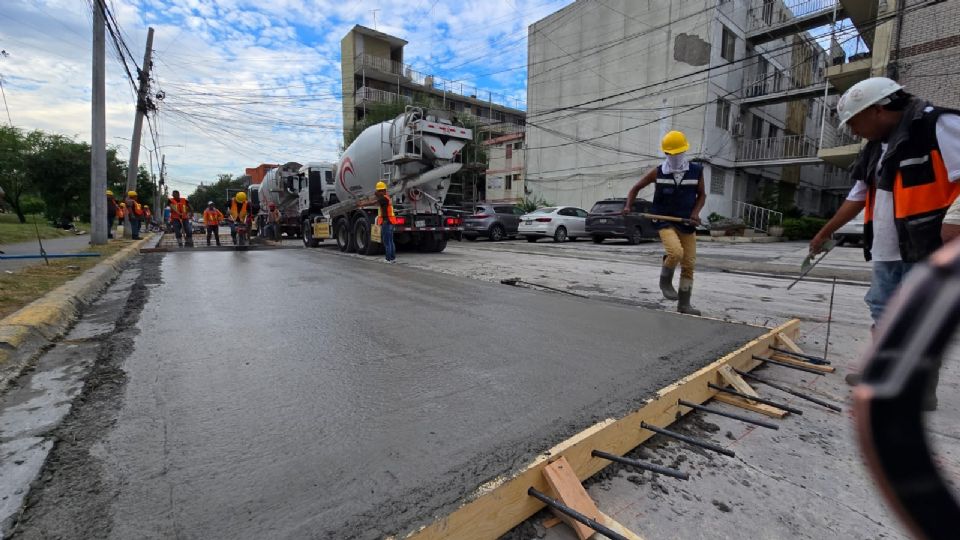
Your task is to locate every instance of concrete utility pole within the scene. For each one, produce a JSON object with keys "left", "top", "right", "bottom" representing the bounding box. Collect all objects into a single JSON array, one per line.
[
  {"left": 156, "top": 154, "right": 165, "bottom": 224},
  {"left": 123, "top": 26, "right": 154, "bottom": 239},
  {"left": 90, "top": 1, "right": 108, "bottom": 245}
]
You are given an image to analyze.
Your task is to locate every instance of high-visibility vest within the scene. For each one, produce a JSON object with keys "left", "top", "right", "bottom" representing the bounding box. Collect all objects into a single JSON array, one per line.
[
  {"left": 169, "top": 197, "right": 190, "bottom": 220},
  {"left": 230, "top": 199, "right": 249, "bottom": 221},
  {"left": 857, "top": 104, "right": 960, "bottom": 262},
  {"left": 128, "top": 199, "right": 143, "bottom": 217},
  {"left": 376, "top": 194, "right": 397, "bottom": 225},
  {"left": 116, "top": 206, "right": 125, "bottom": 219},
  {"left": 203, "top": 208, "right": 224, "bottom": 226}
]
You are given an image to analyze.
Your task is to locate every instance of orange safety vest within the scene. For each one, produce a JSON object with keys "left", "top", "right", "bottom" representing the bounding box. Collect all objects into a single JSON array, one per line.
[
  {"left": 128, "top": 199, "right": 143, "bottom": 217},
  {"left": 203, "top": 208, "right": 224, "bottom": 226},
  {"left": 169, "top": 197, "right": 190, "bottom": 220},
  {"left": 144, "top": 208, "right": 152, "bottom": 220},
  {"left": 230, "top": 199, "right": 249, "bottom": 221},
  {"left": 857, "top": 104, "right": 960, "bottom": 262},
  {"left": 116, "top": 206, "right": 125, "bottom": 219},
  {"left": 376, "top": 194, "right": 397, "bottom": 225}
]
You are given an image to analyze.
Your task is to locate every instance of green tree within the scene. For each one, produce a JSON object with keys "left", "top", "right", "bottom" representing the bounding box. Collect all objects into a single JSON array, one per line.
[
  {"left": 0, "top": 125, "right": 43, "bottom": 223},
  {"left": 187, "top": 173, "right": 246, "bottom": 212},
  {"left": 27, "top": 134, "right": 91, "bottom": 222}
]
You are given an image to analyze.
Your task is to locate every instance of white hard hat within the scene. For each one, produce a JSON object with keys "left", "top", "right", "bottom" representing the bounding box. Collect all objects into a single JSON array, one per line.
[{"left": 837, "top": 77, "right": 904, "bottom": 126}]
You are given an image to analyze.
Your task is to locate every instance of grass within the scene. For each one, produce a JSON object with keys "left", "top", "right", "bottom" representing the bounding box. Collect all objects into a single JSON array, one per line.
[
  {"left": 0, "top": 240, "right": 129, "bottom": 320},
  {"left": 0, "top": 214, "right": 92, "bottom": 244}
]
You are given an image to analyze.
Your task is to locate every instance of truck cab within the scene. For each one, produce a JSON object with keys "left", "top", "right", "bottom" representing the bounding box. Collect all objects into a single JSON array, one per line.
[{"left": 298, "top": 162, "right": 338, "bottom": 217}]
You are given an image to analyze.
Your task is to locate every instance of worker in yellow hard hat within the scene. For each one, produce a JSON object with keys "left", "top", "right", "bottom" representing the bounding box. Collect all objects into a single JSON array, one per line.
[
  {"left": 375, "top": 181, "right": 396, "bottom": 263},
  {"left": 623, "top": 130, "right": 706, "bottom": 315},
  {"left": 229, "top": 191, "right": 251, "bottom": 245},
  {"left": 106, "top": 190, "right": 118, "bottom": 239},
  {"left": 125, "top": 190, "right": 144, "bottom": 240}
]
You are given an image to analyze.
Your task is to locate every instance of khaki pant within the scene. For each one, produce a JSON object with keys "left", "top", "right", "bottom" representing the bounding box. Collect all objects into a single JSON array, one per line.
[{"left": 658, "top": 227, "right": 696, "bottom": 280}]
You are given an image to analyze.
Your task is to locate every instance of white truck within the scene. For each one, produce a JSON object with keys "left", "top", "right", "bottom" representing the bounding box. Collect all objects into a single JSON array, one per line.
[
  {"left": 256, "top": 161, "right": 302, "bottom": 238},
  {"left": 302, "top": 106, "right": 470, "bottom": 253}
]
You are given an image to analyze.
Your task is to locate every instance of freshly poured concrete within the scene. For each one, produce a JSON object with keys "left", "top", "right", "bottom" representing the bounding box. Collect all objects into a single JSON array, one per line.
[{"left": 13, "top": 249, "right": 764, "bottom": 539}]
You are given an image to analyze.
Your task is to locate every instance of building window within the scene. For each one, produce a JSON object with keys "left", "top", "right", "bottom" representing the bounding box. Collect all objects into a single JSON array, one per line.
[
  {"left": 506, "top": 145, "right": 513, "bottom": 159},
  {"left": 751, "top": 116, "right": 765, "bottom": 139},
  {"left": 721, "top": 26, "right": 736, "bottom": 62},
  {"left": 762, "top": 0, "right": 774, "bottom": 24},
  {"left": 711, "top": 169, "right": 727, "bottom": 195},
  {"left": 715, "top": 98, "right": 731, "bottom": 130},
  {"left": 505, "top": 175, "right": 514, "bottom": 190}
]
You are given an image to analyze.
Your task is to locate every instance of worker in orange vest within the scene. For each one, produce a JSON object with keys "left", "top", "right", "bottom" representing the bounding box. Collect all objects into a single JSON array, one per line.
[
  {"left": 169, "top": 190, "right": 193, "bottom": 247},
  {"left": 125, "top": 191, "right": 144, "bottom": 240},
  {"left": 203, "top": 201, "right": 225, "bottom": 246},
  {"left": 375, "top": 181, "right": 397, "bottom": 263},
  {"left": 143, "top": 204, "right": 153, "bottom": 232},
  {"left": 106, "top": 190, "right": 118, "bottom": 239},
  {"left": 228, "top": 192, "right": 251, "bottom": 245},
  {"left": 116, "top": 202, "right": 125, "bottom": 237}
]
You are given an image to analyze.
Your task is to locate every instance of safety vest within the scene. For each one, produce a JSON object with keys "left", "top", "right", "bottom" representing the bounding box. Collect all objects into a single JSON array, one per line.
[
  {"left": 116, "top": 206, "right": 125, "bottom": 219},
  {"left": 376, "top": 194, "right": 397, "bottom": 225},
  {"left": 129, "top": 199, "right": 143, "bottom": 217},
  {"left": 144, "top": 208, "right": 152, "bottom": 220},
  {"left": 203, "top": 208, "right": 224, "bottom": 226},
  {"left": 230, "top": 199, "right": 249, "bottom": 221},
  {"left": 855, "top": 104, "right": 960, "bottom": 262},
  {"left": 650, "top": 162, "right": 702, "bottom": 234},
  {"left": 169, "top": 197, "right": 190, "bottom": 220}
]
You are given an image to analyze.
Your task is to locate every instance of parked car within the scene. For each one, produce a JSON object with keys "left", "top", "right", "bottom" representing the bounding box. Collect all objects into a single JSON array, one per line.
[
  {"left": 834, "top": 210, "right": 865, "bottom": 246},
  {"left": 585, "top": 198, "right": 659, "bottom": 244},
  {"left": 463, "top": 204, "right": 524, "bottom": 241},
  {"left": 518, "top": 206, "right": 588, "bottom": 242}
]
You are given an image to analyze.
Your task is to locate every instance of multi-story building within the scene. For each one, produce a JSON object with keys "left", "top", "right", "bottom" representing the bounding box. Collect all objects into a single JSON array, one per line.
[
  {"left": 525, "top": 0, "right": 856, "bottom": 222},
  {"left": 482, "top": 130, "right": 526, "bottom": 203}
]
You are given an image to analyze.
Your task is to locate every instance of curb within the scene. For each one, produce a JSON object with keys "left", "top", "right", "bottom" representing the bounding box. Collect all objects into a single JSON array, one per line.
[{"left": 0, "top": 235, "right": 154, "bottom": 392}]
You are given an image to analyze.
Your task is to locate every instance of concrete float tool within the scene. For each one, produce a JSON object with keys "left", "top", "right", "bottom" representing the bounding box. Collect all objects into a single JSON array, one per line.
[{"left": 787, "top": 239, "right": 836, "bottom": 290}]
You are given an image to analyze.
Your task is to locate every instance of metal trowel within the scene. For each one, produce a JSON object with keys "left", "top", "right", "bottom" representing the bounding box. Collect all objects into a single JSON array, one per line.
[{"left": 787, "top": 239, "right": 836, "bottom": 290}]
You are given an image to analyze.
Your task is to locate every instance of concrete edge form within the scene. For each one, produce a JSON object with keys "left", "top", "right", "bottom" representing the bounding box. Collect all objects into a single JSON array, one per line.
[
  {"left": 0, "top": 235, "right": 154, "bottom": 392},
  {"left": 403, "top": 319, "right": 802, "bottom": 540}
]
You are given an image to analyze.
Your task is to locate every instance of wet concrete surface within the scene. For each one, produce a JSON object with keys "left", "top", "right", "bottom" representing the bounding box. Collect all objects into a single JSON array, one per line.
[{"left": 8, "top": 248, "right": 765, "bottom": 539}]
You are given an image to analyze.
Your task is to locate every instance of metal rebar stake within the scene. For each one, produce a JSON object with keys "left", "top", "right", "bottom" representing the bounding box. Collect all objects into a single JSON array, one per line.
[
  {"left": 527, "top": 487, "right": 628, "bottom": 540},
  {"left": 752, "top": 355, "right": 825, "bottom": 375},
  {"left": 639, "top": 421, "right": 736, "bottom": 457},
  {"left": 677, "top": 399, "right": 779, "bottom": 430},
  {"left": 591, "top": 449, "right": 690, "bottom": 480},
  {"left": 735, "top": 369, "right": 842, "bottom": 412}
]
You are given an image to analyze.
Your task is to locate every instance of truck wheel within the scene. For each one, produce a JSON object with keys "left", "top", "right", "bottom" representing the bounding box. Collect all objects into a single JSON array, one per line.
[
  {"left": 431, "top": 237, "right": 448, "bottom": 252},
  {"left": 303, "top": 219, "right": 320, "bottom": 248},
  {"left": 354, "top": 215, "right": 379, "bottom": 255},
  {"left": 419, "top": 234, "right": 448, "bottom": 253},
  {"left": 335, "top": 218, "right": 355, "bottom": 252},
  {"left": 592, "top": 235, "right": 604, "bottom": 244},
  {"left": 553, "top": 226, "right": 567, "bottom": 243},
  {"left": 526, "top": 236, "right": 538, "bottom": 243}
]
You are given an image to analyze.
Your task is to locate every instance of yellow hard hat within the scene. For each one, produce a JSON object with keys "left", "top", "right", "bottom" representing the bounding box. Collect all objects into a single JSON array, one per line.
[
  {"left": 127, "top": 190, "right": 137, "bottom": 197},
  {"left": 661, "top": 130, "right": 690, "bottom": 155},
  {"left": 375, "top": 181, "right": 387, "bottom": 191},
  {"left": 236, "top": 192, "right": 247, "bottom": 203},
  {"left": 143, "top": 204, "right": 149, "bottom": 209},
  {"left": 119, "top": 202, "right": 126, "bottom": 207},
  {"left": 106, "top": 190, "right": 114, "bottom": 196}
]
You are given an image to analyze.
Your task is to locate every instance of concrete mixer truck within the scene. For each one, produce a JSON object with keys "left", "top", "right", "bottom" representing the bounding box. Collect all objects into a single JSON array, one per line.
[
  {"left": 255, "top": 161, "right": 302, "bottom": 238},
  {"left": 302, "top": 106, "right": 469, "bottom": 253}
]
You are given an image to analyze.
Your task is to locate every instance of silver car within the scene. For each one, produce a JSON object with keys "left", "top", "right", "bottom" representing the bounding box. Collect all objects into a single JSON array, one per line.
[{"left": 462, "top": 204, "right": 524, "bottom": 241}]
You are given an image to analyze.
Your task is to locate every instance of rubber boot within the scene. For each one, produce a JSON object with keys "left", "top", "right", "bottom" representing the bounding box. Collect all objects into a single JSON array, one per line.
[
  {"left": 677, "top": 278, "right": 701, "bottom": 316},
  {"left": 659, "top": 266, "right": 679, "bottom": 300}
]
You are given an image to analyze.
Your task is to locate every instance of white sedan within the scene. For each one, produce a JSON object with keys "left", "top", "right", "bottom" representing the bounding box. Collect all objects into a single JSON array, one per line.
[{"left": 518, "top": 206, "right": 589, "bottom": 242}]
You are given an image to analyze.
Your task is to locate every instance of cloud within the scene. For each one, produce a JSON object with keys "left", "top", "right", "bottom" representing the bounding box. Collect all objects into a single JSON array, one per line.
[{"left": 0, "top": 0, "right": 572, "bottom": 194}]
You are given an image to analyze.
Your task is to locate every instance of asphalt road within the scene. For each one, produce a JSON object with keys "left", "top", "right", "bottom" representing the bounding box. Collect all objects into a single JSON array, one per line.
[
  {"left": 8, "top": 248, "right": 765, "bottom": 539},
  {"left": 0, "top": 234, "right": 91, "bottom": 272}
]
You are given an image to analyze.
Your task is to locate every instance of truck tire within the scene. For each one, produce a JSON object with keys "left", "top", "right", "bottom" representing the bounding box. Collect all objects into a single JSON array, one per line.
[
  {"left": 419, "top": 234, "right": 448, "bottom": 253},
  {"left": 335, "top": 218, "right": 355, "bottom": 252},
  {"left": 354, "top": 215, "right": 382, "bottom": 255},
  {"left": 303, "top": 218, "right": 320, "bottom": 248}
]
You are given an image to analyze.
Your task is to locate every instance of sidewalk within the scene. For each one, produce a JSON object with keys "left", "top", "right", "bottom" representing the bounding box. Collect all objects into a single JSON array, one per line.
[{"left": 0, "top": 234, "right": 92, "bottom": 272}]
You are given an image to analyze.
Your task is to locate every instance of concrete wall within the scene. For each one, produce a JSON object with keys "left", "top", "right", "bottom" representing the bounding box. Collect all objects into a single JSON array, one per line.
[
  {"left": 484, "top": 134, "right": 526, "bottom": 202},
  {"left": 341, "top": 32, "right": 357, "bottom": 141}
]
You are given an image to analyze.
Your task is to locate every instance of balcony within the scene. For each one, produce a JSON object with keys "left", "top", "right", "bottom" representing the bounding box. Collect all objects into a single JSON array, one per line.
[
  {"left": 747, "top": 0, "right": 846, "bottom": 44},
  {"left": 735, "top": 134, "right": 822, "bottom": 167},
  {"left": 818, "top": 119, "right": 862, "bottom": 168},
  {"left": 354, "top": 53, "right": 526, "bottom": 113},
  {"left": 825, "top": 56, "right": 871, "bottom": 93},
  {"left": 838, "top": 0, "right": 878, "bottom": 49},
  {"left": 354, "top": 86, "right": 412, "bottom": 106},
  {"left": 738, "top": 70, "right": 833, "bottom": 107}
]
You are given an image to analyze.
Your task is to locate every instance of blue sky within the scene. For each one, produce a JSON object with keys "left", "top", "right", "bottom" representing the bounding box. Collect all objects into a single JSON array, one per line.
[{"left": 0, "top": 0, "right": 573, "bottom": 194}]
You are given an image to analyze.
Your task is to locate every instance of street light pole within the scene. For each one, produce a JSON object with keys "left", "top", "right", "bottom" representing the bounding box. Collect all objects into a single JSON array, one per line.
[{"left": 90, "top": 0, "right": 107, "bottom": 245}]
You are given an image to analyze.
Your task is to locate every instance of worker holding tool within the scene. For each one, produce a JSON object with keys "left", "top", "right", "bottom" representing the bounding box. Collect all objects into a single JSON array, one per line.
[
  {"left": 624, "top": 130, "right": 706, "bottom": 315},
  {"left": 169, "top": 190, "right": 193, "bottom": 247},
  {"left": 106, "top": 190, "right": 117, "bottom": 239},
  {"left": 203, "top": 201, "right": 224, "bottom": 246},
  {"left": 375, "top": 181, "right": 397, "bottom": 263},
  {"left": 809, "top": 78, "right": 960, "bottom": 404},
  {"left": 124, "top": 191, "right": 144, "bottom": 240},
  {"left": 228, "top": 191, "right": 251, "bottom": 245}
]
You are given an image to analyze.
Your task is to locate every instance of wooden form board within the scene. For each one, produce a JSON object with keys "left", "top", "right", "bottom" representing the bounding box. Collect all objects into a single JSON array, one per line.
[
  {"left": 542, "top": 457, "right": 600, "bottom": 540},
  {"left": 404, "top": 319, "right": 801, "bottom": 540}
]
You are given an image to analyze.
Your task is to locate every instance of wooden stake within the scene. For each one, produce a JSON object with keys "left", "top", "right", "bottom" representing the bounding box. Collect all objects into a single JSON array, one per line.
[
  {"left": 716, "top": 366, "right": 789, "bottom": 418},
  {"left": 543, "top": 457, "right": 601, "bottom": 540}
]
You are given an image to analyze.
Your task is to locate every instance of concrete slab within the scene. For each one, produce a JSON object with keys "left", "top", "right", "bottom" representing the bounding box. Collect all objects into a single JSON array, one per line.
[{"left": 9, "top": 250, "right": 766, "bottom": 539}]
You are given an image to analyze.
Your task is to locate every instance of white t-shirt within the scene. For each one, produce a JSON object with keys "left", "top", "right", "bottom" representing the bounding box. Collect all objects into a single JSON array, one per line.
[{"left": 846, "top": 112, "right": 960, "bottom": 261}]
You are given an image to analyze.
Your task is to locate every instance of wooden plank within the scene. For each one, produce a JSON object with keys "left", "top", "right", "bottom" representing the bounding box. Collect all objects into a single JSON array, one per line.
[
  {"left": 404, "top": 319, "right": 800, "bottom": 540},
  {"left": 542, "top": 517, "right": 562, "bottom": 529},
  {"left": 775, "top": 333, "right": 804, "bottom": 354},
  {"left": 769, "top": 353, "right": 836, "bottom": 374},
  {"left": 542, "top": 457, "right": 599, "bottom": 540},
  {"left": 713, "top": 394, "right": 789, "bottom": 419},
  {"left": 717, "top": 365, "right": 758, "bottom": 397},
  {"left": 597, "top": 512, "right": 646, "bottom": 540}
]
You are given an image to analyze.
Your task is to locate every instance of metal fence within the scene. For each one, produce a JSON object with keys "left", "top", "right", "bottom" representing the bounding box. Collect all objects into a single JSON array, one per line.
[
  {"left": 355, "top": 86, "right": 412, "bottom": 106},
  {"left": 734, "top": 201, "right": 784, "bottom": 233},
  {"left": 736, "top": 134, "right": 819, "bottom": 162},
  {"left": 748, "top": 0, "right": 841, "bottom": 30}
]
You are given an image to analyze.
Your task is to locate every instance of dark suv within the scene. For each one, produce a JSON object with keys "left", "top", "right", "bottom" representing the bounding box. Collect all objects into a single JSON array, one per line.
[
  {"left": 462, "top": 204, "right": 524, "bottom": 241},
  {"left": 586, "top": 198, "right": 658, "bottom": 244}
]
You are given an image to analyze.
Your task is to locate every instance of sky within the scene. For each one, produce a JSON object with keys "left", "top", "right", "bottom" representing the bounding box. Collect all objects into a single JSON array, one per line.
[{"left": 0, "top": 0, "right": 574, "bottom": 195}]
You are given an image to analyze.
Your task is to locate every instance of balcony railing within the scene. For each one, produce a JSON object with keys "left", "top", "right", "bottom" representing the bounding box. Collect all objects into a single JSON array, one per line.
[
  {"left": 355, "top": 53, "right": 526, "bottom": 112},
  {"left": 737, "top": 134, "right": 819, "bottom": 163},
  {"left": 743, "top": 67, "right": 825, "bottom": 99},
  {"left": 747, "top": 0, "right": 842, "bottom": 31},
  {"left": 819, "top": 120, "right": 860, "bottom": 148},
  {"left": 734, "top": 201, "right": 783, "bottom": 233},
  {"left": 354, "top": 86, "right": 412, "bottom": 106}
]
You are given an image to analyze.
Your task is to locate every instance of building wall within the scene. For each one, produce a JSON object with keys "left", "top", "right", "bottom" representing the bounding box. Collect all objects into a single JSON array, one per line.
[
  {"left": 891, "top": 0, "right": 960, "bottom": 108},
  {"left": 484, "top": 133, "right": 525, "bottom": 202},
  {"left": 341, "top": 33, "right": 357, "bottom": 138}
]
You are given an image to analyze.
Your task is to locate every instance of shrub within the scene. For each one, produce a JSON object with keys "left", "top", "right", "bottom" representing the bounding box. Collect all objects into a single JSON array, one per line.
[
  {"left": 781, "top": 217, "right": 828, "bottom": 240},
  {"left": 707, "top": 212, "right": 724, "bottom": 224}
]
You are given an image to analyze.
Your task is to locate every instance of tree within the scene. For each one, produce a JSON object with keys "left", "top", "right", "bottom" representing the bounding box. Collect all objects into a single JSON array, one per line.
[
  {"left": 27, "top": 134, "right": 91, "bottom": 222},
  {"left": 187, "top": 173, "right": 246, "bottom": 212},
  {"left": 0, "top": 125, "right": 43, "bottom": 223}
]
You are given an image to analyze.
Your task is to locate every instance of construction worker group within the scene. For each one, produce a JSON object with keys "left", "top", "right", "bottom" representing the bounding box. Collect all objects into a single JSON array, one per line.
[{"left": 105, "top": 189, "right": 151, "bottom": 240}]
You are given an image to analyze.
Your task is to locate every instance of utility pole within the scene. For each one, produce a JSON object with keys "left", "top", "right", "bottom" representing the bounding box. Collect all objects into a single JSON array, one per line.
[
  {"left": 90, "top": 1, "right": 107, "bottom": 245},
  {"left": 156, "top": 154, "right": 165, "bottom": 226},
  {"left": 123, "top": 26, "right": 154, "bottom": 239}
]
